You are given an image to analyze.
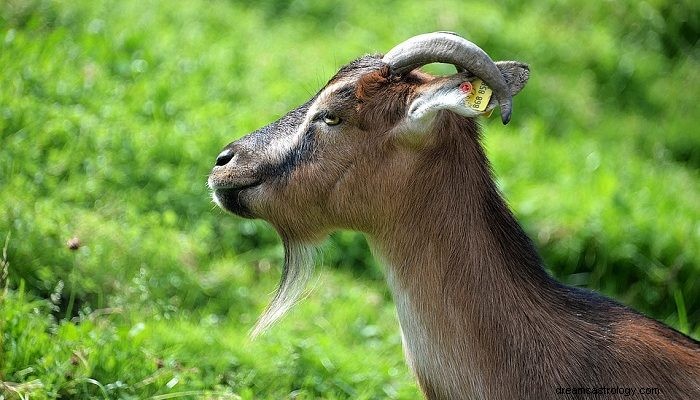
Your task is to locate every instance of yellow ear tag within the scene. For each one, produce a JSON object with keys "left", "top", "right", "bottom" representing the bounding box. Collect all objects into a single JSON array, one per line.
[{"left": 465, "top": 79, "right": 492, "bottom": 113}]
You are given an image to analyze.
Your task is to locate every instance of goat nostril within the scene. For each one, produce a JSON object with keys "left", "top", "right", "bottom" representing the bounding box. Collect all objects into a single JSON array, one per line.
[{"left": 215, "top": 149, "right": 235, "bottom": 166}]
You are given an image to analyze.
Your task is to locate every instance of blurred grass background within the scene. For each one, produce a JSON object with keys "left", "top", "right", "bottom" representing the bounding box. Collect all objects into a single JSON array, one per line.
[{"left": 0, "top": 0, "right": 698, "bottom": 398}]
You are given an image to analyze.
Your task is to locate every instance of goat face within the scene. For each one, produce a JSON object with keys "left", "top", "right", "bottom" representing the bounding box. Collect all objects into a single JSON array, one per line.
[
  {"left": 208, "top": 33, "right": 529, "bottom": 240},
  {"left": 208, "top": 33, "right": 530, "bottom": 334}
]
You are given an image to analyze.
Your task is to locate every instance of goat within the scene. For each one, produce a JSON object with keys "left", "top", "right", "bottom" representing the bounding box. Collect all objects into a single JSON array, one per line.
[{"left": 208, "top": 32, "right": 700, "bottom": 399}]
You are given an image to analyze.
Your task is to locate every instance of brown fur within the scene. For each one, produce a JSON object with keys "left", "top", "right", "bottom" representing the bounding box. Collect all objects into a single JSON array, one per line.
[
  {"left": 370, "top": 111, "right": 700, "bottom": 399},
  {"left": 210, "top": 55, "right": 700, "bottom": 399}
]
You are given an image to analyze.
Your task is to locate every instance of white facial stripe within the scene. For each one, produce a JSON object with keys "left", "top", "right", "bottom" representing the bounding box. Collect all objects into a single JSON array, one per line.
[
  {"left": 264, "top": 80, "right": 351, "bottom": 164},
  {"left": 265, "top": 132, "right": 303, "bottom": 164}
]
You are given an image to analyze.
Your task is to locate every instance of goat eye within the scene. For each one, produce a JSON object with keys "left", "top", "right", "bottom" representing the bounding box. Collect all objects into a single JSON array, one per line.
[{"left": 323, "top": 113, "right": 342, "bottom": 126}]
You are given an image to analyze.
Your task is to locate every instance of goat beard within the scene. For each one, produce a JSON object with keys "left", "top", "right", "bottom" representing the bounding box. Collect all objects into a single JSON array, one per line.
[{"left": 250, "top": 237, "right": 317, "bottom": 337}]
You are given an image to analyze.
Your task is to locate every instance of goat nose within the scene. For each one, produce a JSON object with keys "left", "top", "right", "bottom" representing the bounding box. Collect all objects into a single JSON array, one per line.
[{"left": 215, "top": 148, "right": 235, "bottom": 166}]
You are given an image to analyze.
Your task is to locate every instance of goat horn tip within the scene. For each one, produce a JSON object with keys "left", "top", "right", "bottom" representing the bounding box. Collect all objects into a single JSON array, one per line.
[{"left": 500, "top": 100, "right": 512, "bottom": 125}]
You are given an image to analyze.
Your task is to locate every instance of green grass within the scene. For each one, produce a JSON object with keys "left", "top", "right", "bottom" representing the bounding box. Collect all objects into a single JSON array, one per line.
[{"left": 0, "top": 0, "right": 698, "bottom": 398}]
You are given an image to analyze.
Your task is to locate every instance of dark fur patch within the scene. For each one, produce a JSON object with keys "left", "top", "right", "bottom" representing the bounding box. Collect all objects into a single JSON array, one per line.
[{"left": 264, "top": 124, "right": 318, "bottom": 179}]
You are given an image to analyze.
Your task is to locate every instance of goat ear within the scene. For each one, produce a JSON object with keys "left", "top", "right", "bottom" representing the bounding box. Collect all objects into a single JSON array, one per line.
[
  {"left": 402, "top": 61, "right": 530, "bottom": 133},
  {"left": 495, "top": 61, "right": 529, "bottom": 97},
  {"left": 404, "top": 74, "right": 481, "bottom": 129},
  {"left": 479, "top": 61, "right": 529, "bottom": 117}
]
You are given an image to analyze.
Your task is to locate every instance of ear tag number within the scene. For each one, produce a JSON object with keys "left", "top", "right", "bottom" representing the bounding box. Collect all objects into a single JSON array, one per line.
[{"left": 464, "top": 79, "right": 492, "bottom": 113}]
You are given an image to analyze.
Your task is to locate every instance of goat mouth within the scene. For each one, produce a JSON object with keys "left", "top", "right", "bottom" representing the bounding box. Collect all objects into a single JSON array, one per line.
[{"left": 212, "top": 181, "right": 262, "bottom": 218}]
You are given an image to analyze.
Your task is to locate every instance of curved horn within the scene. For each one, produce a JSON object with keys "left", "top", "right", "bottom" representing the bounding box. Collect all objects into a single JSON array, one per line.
[{"left": 382, "top": 32, "right": 512, "bottom": 124}]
